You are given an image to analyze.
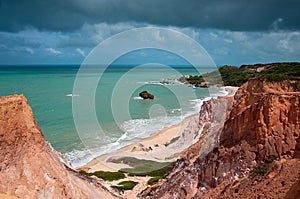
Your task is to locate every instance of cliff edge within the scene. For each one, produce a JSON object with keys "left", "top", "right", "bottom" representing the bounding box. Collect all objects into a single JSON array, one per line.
[
  {"left": 0, "top": 95, "right": 117, "bottom": 199},
  {"left": 142, "top": 79, "right": 300, "bottom": 199}
]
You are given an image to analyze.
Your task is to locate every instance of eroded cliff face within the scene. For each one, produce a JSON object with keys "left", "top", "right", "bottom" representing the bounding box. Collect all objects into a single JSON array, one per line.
[
  {"left": 0, "top": 95, "right": 117, "bottom": 199},
  {"left": 140, "top": 95, "right": 235, "bottom": 199},
  {"left": 221, "top": 79, "right": 300, "bottom": 159},
  {"left": 141, "top": 79, "right": 300, "bottom": 199}
]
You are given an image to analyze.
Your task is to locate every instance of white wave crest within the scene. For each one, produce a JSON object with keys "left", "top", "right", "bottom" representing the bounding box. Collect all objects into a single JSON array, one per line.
[
  {"left": 66, "top": 93, "right": 79, "bottom": 97},
  {"left": 133, "top": 96, "right": 144, "bottom": 100}
]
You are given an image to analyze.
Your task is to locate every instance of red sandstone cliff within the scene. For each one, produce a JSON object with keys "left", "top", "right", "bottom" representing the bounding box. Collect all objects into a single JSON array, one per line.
[
  {"left": 140, "top": 94, "right": 235, "bottom": 198},
  {"left": 0, "top": 95, "right": 117, "bottom": 199},
  {"left": 141, "top": 79, "right": 300, "bottom": 199}
]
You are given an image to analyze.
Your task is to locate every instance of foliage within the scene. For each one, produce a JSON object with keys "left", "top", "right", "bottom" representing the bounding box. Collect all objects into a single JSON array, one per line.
[
  {"left": 115, "top": 157, "right": 174, "bottom": 186},
  {"left": 79, "top": 170, "right": 126, "bottom": 181},
  {"left": 185, "top": 75, "right": 204, "bottom": 84},
  {"left": 79, "top": 170, "right": 92, "bottom": 176},
  {"left": 112, "top": 157, "right": 172, "bottom": 177},
  {"left": 253, "top": 156, "right": 276, "bottom": 176},
  {"left": 123, "top": 163, "right": 173, "bottom": 178},
  {"left": 181, "top": 62, "right": 300, "bottom": 87},
  {"left": 264, "top": 155, "right": 276, "bottom": 164},
  {"left": 111, "top": 181, "right": 138, "bottom": 191},
  {"left": 253, "top": 163, "right": 270, "bottom": 176},
  {"left": 147, "top": 176, "right": 162, "bottom": 185}
]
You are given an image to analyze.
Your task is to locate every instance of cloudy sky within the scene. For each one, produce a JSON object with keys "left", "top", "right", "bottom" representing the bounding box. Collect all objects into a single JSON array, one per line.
[{"left": 0, "top": 0, "right": 299, "bottom": 66}]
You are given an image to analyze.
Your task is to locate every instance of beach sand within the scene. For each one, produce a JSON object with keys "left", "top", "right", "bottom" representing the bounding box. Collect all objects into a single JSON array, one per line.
[
  {"left": 79, "top": 114, "right": 193, "bottom": 172},
  {"left": 224, "top": 86, "right": 239, "bottom": 96},
  {"left": 77, "top": 86, "right": 239, "bottom": 173}
]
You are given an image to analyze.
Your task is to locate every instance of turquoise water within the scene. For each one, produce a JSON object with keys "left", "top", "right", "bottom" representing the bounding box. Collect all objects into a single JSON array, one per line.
[{"left": 0, "top": 65, "right": 225, "bottom": 166}]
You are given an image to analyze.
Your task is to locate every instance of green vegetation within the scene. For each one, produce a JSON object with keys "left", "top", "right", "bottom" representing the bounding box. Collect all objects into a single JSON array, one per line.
[
  {"left": 80, "top": 157, "right": 174, "bottom": 186},
  {"left": 111, "top": 157, "right": 172, "bottom": 176},
  {"left": 182, "top": 75, "right": 204, "bottom": 84},
  {"left": 79, "top": 170, "right": 126, "bottom": 181},
  {"left": 79, "top": 170, "right": 93, "bottom": 176},
  {"left": 181, "top": 62, "right": 300, "bottom": 87},
  {"left": 219, "top": 66, "right": 255, "bottom": 86},
  {"left": 124, "top": 163, "right": 173, "bottom": 178},
  {"left": 111, "top": 157, "right": 173, "bottom": 185},
  {"left": 147, "top": 176, "right": 162, "bottom": 185},
  {"left": 253, "top": 156, "right": 276, "bottom": 176},
  {"left": 253, "top": 163, "right": 270, "bottom": 176},
  {"left": 164, "top": 136, "right": 180, "bottom": 147},
  {"left": 264, "top": 155, "right": 276, "bottom": 164},
  {"left": 111, "top": 181, "right": 138, "bottom": 191}
]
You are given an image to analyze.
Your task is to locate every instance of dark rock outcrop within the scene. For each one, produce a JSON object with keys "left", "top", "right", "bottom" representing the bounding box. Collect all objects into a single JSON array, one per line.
[
  {"left": 139, "top": 91, "right": 154, "bottom": 99},
  {"left": 0, "top": 95, "right": 117, "bottom": 199},
  {"left": 141, "top": 79, "right": 300, "bottom": 199}
]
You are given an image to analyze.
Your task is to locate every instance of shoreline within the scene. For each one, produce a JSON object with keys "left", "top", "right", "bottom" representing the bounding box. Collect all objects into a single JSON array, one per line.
[
  {"left": 223, "top": 86, "right": 239, "bottom": 96},
  {"left": 77, "top": 86, "right": 239, "bottom": 173},
  {"left": 78, "top": 114, "right": 196, "bottom": 172}
]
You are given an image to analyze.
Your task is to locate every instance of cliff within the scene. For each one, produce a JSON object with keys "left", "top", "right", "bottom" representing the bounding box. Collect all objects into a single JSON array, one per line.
[
  {"left": 141, "top": 79, "right": 300, "bottom": 198},
  {"left": 0, "top": 95, "right": 117, "bottom": 199},
  {"left": 140, "top": 94, "right": 235, "bottom": 198}
]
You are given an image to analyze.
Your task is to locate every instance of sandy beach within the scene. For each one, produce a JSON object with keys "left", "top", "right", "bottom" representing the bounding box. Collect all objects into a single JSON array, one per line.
[
  {"left": 79, "top": 114, "right": 194, "bottom": 172},
  {"left": 77, "top": 86, "right": 238, "bottom": 173}
]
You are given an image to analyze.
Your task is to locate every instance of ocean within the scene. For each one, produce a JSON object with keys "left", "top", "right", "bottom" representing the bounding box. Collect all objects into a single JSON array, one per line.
[{"left": 0, "top": 65, "right": 226, "bottom": 167}]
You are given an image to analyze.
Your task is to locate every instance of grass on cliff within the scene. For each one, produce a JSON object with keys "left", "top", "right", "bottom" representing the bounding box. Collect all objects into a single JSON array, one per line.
[
  {"left": 111, "top": 181, "right": 138, "bottom": 191},
  {"left": 79, "top": 170, "right": 126, "bottom": 181},
  {"left": 181, "top": 62, "right": 300, "bottom": 87}
]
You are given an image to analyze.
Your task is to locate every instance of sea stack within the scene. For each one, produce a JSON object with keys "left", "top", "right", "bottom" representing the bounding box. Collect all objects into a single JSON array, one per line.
[{"left": 139, "top": 91, "right": 154, "bottom": 99}]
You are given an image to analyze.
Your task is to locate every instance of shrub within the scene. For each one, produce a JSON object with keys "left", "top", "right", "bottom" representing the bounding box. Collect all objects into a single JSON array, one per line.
[
  {"left": 111, "top": 181, "right": 138, "bottom": 191},
  {"left": 253, "top": 156, "right": 276, "bottom": 176},
  {"left": 182, "top": 63, "right": 300, "bottom": 87},
  {"left": 253, "top": 163, "right": 270, "bottom": 176},
  {"left": 79, "top": 170, "right": 125, "bottom": 181},
  {"left": 264, "top": 156, "right": 276, "bottom": 164},
  {"left": 79, "top": 170, "right": 92, "bottom": 176},
  {"left": 93, "top": 171, "right": 126, "bottom": 181},
  {"left": 113, "top": 157, "right": 172, "bottom": 176},
  {"left": 122, "top": 162, "right": 174, "bottom": 178},
  {"left": 147, "top": 176, "right": 162, "bottom": 185}
]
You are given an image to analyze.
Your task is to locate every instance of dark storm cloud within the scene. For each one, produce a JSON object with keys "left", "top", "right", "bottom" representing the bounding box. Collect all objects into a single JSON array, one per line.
[{"left": 0, "top": 0, "right": 299, "bottom": 32}]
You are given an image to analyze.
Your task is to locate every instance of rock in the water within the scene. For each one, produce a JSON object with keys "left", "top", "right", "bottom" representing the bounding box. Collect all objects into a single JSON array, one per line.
[{"left": 139, "top": 91, "right": 154, "bottom": 99}]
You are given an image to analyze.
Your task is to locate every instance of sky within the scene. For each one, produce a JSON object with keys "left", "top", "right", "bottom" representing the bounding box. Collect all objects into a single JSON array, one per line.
[{"left": 0, "top": 0, "right": 300, "bottom": 66}]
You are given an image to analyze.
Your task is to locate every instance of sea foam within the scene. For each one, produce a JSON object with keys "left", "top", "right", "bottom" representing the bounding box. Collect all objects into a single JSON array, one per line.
[{"left": 64, "top": 89, "right": 226, "bottom": 168}]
